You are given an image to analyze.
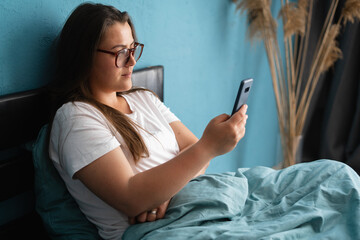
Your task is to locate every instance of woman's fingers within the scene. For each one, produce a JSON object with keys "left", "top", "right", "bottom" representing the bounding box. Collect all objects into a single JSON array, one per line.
[
  {"left": 136, "top": 211, "right": 148, "bottom": 223},
  {"left": 200, "top": 104, "right": 249, "bottom": 157},
  {"left": 230, "top": 104, "right": 248, "bottom": 123},
  {"left": 129, "top": 199, "right": 171, "bottom": 224},
  {"left": 146, "top": 209, "right": 158, "bottom": 222},
  {"left": 147, "top": 199, "right": 170, "bottom": 221},
  {"left": 129, "top": 211, "right": 154, "bottom": 224},
  {"left": 230, "top": 105, "right": 248, "bottom": 139},
  {"left": 208, "top": 113, "right": 231, "bottom": 125},
  {"left": 156, "top": 200, "right": 170, "bottom": 219}
]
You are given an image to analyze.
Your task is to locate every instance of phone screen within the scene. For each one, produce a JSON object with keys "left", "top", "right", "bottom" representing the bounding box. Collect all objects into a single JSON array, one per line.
[{"left": 231, "top": 78, "right": 253, "bottom": 115}]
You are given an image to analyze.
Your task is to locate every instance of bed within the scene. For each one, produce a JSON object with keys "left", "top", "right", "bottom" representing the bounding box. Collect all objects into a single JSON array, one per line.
[{"left": 1, "top": 65, "right": 359, "bottom": 240}]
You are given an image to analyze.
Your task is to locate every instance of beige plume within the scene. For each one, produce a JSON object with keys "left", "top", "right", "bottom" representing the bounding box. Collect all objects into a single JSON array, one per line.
[
  {"left": 234, "top": 0, "right": 277, "bottom": 41},
  {"left": 278, "top": 2, "right": 307, "bottom": 37},
  {"left": 341, "top": 0, "right": 360, "bottom": 25},
  {"left": 318, "top": 24, "right": 343, "bottom": 73}
]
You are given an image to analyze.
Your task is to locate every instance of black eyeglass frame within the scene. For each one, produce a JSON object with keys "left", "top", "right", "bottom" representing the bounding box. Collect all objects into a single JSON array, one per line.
[{"left": 97, "top": 42, "right": 144, "bottom": 68}]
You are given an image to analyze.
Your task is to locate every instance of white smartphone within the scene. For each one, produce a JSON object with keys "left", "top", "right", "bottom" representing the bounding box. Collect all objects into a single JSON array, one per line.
[{"left": 231, "top": 78, "right": 253, "bottom": 115}]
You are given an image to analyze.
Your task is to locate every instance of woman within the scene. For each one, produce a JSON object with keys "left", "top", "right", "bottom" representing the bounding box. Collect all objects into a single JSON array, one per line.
[{"left": 49, "top": 3, "right": 248, "bottom": 239}]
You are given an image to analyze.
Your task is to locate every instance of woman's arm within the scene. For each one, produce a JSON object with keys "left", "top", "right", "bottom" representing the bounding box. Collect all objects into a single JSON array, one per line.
[
  {"left": 74, "top": 136, "right": 213, "bottom": 217},
  {"left": 169, "top": 121, "right": 208, "bottom": 177},
  {"left": 129, "top": 120, "right": 206, "bottom": 224},
  {"left": 74, "top": 105, "right": 248, "bottom": 217}
]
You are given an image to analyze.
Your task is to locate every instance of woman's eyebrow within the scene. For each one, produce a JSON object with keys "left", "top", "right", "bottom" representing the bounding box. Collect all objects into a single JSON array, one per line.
[{"left": 111, "top": 40, "right": 135, "bottom": 49}]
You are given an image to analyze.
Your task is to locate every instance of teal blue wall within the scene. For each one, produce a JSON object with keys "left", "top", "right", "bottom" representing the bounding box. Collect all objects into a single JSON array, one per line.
[{"left": 0, "top": 0, "right": 281, "bottom": 173}]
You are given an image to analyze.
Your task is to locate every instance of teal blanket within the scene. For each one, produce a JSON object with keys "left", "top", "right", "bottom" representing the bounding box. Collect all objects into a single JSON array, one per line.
[{"left": 123, "top": 160, "right": 360, "bottom": 240}]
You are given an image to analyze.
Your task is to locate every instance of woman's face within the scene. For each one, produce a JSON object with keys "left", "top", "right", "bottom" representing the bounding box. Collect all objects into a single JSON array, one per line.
[{"left": 89, "top": 21, "right": 136, "bottom": 95}]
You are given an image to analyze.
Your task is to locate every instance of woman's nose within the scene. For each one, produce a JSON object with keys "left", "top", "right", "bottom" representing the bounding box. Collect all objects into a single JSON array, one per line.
[{"left": 125, "top": 52, "right": 136, "bottom": 67}]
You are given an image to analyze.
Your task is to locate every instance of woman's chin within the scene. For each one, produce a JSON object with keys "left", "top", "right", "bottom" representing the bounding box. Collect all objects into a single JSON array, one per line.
[{"left": 118, "top": 83, "right": 133, "bottom": 92}]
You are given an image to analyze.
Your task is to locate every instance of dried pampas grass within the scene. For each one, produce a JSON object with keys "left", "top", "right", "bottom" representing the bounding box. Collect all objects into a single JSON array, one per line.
[
  {"left": 318, "top": 24, "right": 342, "bottom": 73},
  {"left": 342, "top": 0, "right": 360, "bottom": 24},
  {"left": 233, "top": 0, "right": 360, "bottom": 168},
  {"left": 278, "top": 2, "right": 307, "bottom": 37},
  {"left": 233, "top": 0, "right": 277, "bottom": 40}
]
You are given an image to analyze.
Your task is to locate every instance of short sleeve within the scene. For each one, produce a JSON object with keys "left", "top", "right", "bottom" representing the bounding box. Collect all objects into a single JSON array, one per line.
[
  {"left": 50, "top": 103, "right": 120, "bottom": 178},
  {"left": 147, "top": 91, "right": 179, "bottom": 124}
]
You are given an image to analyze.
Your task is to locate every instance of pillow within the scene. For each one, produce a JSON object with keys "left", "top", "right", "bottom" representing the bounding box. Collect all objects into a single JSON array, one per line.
[{"left": 32, "top": 125, "right": 101, "bottom": 240}]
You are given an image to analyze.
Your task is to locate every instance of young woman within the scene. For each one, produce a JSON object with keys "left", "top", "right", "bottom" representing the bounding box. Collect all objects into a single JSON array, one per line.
[{"left": 49, "top": 3, "right": 248, "bottom": 239}]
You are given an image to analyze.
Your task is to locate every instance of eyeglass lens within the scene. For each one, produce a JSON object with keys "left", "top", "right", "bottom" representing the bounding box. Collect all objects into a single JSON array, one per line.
[{"left": 116, "top": 46, "right": 142, "bottom": 67}]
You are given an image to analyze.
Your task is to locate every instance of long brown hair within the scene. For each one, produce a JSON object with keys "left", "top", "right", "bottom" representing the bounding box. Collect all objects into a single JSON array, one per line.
[{"left": 49, "top": 3, "right": 149, "bottom": 162}]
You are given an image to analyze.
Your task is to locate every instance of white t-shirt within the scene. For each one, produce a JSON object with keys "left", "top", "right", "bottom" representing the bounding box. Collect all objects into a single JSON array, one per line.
[{"left": 49, "top": 90, "right": 180, "bottom": 239}]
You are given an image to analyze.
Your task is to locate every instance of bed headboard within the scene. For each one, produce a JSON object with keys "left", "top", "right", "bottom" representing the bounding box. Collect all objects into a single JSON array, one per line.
[{"left": 0, "top": 65, "right": 164, "bottom": 237}]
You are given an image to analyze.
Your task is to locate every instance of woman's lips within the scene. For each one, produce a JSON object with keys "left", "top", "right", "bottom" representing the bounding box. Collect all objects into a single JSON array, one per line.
[{"left": 122, "top": 72, "right": 132, "bottom": 78}]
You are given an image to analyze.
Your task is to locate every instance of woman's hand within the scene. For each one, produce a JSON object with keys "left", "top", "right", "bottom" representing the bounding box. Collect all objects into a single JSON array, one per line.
[
  {"left": 199, "top": 104, "right": 248, "bottom": 158},
  {"left": 128, "top": 199, "right": 171, "bottom": 225}
]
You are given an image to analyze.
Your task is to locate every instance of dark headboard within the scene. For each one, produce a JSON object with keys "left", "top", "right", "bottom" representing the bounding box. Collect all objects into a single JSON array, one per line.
[
  {"left": 132, "top": 65, "right": 164, "bottom": 101},
  {"left": 0, "top": 65, "right": 164, "bottom": 238}
]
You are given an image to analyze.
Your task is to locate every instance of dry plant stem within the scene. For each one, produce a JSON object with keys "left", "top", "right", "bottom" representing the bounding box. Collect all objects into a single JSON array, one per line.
[
  {"left": 293, "top": 34, "right": 300, "bottom": 70},
  {"left": 284, "top": 35, "right": 296, "bottom": 155},
  {"left": 288, "top": 39, "right": 297, "bottom": 140},
  {"left": 297, "top": 0, "right": 338, "bottom": 119},
  {"left": 311, "top": 0, "right": 336, "bottom": 64},
  {"left": 337, "top": 15, "right": 344, "bottom": 26},
  {"left": 265, "top": 39, "right": 284, "bottom": 126},
  {"left": 299, "top": 25, "right": 341, "bottom": 134},
  {"left": 281, "top": 0, "right": 291, "bottom": 90},
  {"left": 293, "top": 0, "right": 309, "bottom": 72},
  {"left": 285, "top": 38, "right": 293, "bottom": 138},
  {"left": 280, "top": 1, "right": 300, "bottom": 144},
  {"left": 285, "top": 38, "right": 291, "bottom": 93},
  {"left": 264, "top": 38, "right": 288, "bottom": 166},
  {"left": 270, "top": 39, "right": 288, "bottom": 130},
  {"left": 285, "top": 2, "right": 297, "bottom": 140},
  {"left": 268, "top": 44, "right": 293, "bottom": 166},
  {"left": 271, "top": 2, "right": 287, "bottom": 113},
  {"left": 295, "top": 0, "right": 313, "bottom": 104},
  {"left": 296, "top": 0, "right": 339, "bottom": 123},
  {"left": 281, "top": 0, "right": 297, "bottom": 166},
  {"left": 288, "top": 39, "right": 296, "bottom": 93},
  {"left": 298, "top": 1, "right": 360, "bottom": 131},
  {"left": 274, "top": 40, "right": 288, "bottom": 119},
  {"left": 299, "top": 21, "right": 344, "bottom": 134}
]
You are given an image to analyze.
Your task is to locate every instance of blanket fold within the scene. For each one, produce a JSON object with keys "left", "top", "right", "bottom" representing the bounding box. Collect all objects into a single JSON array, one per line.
[{"left": 123, "top": 160, "right": 360, "bottom": 240}]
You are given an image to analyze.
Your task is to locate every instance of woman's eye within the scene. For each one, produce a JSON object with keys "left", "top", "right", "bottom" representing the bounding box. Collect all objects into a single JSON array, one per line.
[{"left": 118, "top": 49, "right": 128, "bottom": 56}]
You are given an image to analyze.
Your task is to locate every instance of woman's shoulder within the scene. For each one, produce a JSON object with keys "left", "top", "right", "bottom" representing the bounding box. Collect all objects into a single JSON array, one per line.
[
  {"left": 126, "top": 89, "right": 159, "bottom": 103},
  {"left": 55, "top": 101, "right": 103, "bottom": 121}
]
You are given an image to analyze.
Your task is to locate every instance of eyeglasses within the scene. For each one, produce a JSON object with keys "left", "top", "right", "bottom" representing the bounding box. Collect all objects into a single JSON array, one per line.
[{"left": 97, "top": 42, "right": 144, "bottom": 68}]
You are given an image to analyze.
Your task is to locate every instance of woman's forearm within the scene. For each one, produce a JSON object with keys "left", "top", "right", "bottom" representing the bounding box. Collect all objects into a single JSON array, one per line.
[
  {"left": 126, "top": 138, "right": 213, "bottom": 216},
  {"left": 177, "top": 139, "right": 208, "bottom": 178}
]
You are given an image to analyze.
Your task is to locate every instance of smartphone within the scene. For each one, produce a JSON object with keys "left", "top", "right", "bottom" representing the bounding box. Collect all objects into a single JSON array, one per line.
[{"left": 231, "top": 78, "right": 253, "bottom": 115}]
